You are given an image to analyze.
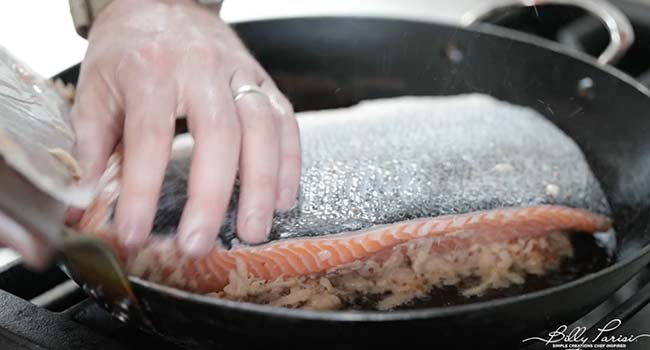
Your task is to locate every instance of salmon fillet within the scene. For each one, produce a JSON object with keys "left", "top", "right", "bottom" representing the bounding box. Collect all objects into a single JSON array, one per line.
[
  {"left": 71, "top": 95, "right": 613, "bottom": 309},
  {"left": 80, "top": 189, "right": 609, "bottom": 294},
  {"left": 75, "top": 147, "right": 610, "bottom": 309},
  {"left": 0, "top": 48, "right": 613, "bottom": 310}
]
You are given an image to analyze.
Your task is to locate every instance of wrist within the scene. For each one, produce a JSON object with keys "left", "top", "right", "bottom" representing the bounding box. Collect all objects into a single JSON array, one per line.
[{"left": 69, "top": 0, "right": 224, "bottom": 39}]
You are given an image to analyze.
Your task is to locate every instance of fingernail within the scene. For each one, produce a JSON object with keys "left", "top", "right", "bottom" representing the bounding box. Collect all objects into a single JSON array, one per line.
[
  {"left": 181, "top": 230, "right": 214, "bottom": 258},
  {"left": 277, "top": 188, "right": 295, "bottom": 211},
  {"left": 119, "top": 224, "right": 145, "bottom": 251},
  {"left": 244, "top": 211, "right": 271, "bottom": 244},
  {"left": 65, "top": 208, "right": 84, "bottom": 226}
]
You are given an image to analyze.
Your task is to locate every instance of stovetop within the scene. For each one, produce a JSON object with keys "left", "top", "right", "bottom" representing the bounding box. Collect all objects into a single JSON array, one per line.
[
  {"left": 2, "top": 1, "right": 650, "bottom": 349},
  {"left": 0, "top": 262, "right": 181, "bottom": 350}
]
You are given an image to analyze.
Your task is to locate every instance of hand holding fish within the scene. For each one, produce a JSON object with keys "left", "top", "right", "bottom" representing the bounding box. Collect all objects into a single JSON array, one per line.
[{"left": 66, "top": 0, "right": 301, "bottom": 257}]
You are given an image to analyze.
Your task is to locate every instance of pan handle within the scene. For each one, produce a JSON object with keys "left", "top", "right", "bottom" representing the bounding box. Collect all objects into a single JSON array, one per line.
[{"left": 460, "top": 0, "right": 634, "bottom": 66}]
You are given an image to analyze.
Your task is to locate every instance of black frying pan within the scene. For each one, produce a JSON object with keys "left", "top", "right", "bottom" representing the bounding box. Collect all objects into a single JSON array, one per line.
[{"left": 53, "top": 1, "right": 650, "bottom": 348}]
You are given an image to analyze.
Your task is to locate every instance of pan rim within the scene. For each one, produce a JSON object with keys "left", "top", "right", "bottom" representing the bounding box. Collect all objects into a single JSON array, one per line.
[
  {"left": 58, "top": 16, "right": 650, "bottom": 322},
  {"left": 229, "top": 15, "right": 650, "bottom": 98}
]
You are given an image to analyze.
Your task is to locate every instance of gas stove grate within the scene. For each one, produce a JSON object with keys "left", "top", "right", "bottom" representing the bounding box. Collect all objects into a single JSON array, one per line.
[{"left": 0, "top": 262, "right": 181, "bottom": 350}]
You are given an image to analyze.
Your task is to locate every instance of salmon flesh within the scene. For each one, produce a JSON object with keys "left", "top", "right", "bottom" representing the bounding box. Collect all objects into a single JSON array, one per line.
[{"left": 0, "top": 47, "right": 612, "bottom": 310}]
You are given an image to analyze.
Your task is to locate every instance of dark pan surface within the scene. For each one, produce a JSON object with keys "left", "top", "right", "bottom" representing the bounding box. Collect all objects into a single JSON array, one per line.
[{"left": 55, "top": 16, "right": 650, "bottom": 347}]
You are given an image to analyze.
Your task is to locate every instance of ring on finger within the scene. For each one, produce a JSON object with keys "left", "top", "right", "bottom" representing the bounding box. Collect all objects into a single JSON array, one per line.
[{"left": 233, "top": 84, "right": 268, "bottom": 102}]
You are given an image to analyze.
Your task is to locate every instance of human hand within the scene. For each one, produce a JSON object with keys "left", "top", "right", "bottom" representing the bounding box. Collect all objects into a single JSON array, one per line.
[
  {"left": 68, "top": 0, "right": 300, "bottom": 257},
  {"left": 0, "top": 211, "right": 52, "bottom": 269}
]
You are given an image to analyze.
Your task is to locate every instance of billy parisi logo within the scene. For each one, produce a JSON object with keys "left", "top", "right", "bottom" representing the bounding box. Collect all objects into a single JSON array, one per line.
[{"left": 522, "top": 319, "right": 650, "bottom": 349}]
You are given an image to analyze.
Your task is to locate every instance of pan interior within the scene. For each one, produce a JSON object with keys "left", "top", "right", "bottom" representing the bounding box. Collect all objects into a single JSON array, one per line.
[{"left": 54, "top": 17, "right": 650, "bottom": 316}]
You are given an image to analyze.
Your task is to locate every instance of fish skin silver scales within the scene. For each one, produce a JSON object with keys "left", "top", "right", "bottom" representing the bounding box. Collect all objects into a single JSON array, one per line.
[
  {"left": 152, "top": 94, "right": 611, "bottom": 247},
  {"left": 0, "top": 48, "right": 93, "bottom": 207}
]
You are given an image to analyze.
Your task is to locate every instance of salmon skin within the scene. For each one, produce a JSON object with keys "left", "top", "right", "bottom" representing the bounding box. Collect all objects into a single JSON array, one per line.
[
  {"left": 150, "top": 94, "right": 611, "bottom": 246},
  {"left": 77, "top": 94, "right": 612, "bottom": 294}
]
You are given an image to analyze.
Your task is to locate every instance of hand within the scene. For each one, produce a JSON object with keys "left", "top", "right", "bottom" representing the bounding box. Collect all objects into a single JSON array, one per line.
[
  {"left": 0, "top": 211, "right": 51, "bottom": 269},
  {"left": 68, "top": 0, "right": 301, "bottom": 257}
]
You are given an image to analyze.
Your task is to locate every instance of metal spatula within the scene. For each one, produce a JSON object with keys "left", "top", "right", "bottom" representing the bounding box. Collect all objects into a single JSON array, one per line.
[
  {"left": 59, "top": 228, "right": 145, "bottom": 324},
  {"left": 0, "top": 159, "right": 145, "bottom": 325}
]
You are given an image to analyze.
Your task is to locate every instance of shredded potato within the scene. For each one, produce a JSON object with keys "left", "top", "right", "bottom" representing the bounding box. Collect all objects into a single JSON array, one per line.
[{"left": 212, "top": 232, "right": 573, "bottom": 310}]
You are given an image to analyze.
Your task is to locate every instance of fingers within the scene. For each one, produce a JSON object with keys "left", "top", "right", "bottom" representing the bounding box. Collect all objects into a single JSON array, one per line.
[
  {"left": 260, "top": 80, "right": 301, "bottom": 211},
  {"left": 69, "top": 59, "right": 298, "bottom": 257},
  {"left": 231, "top": 70, "right": 281, "bottom": 244},
  {"left": 176, "top": 80, "right": 240, "bottom": 256},
  {"left": 113, "top": 87, "right": 176, "bottom": 250},
  {"left": 68, "top": 73, "right": 122, "bottom": 225},
  {"left": 0, "top": 212, "right": 52, "bottom": 270}
]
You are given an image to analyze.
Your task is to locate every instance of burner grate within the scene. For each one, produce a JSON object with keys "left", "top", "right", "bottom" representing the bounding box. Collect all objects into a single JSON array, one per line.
[{"left": 0, "top": 261, "right": 182, "bottom": 350}]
